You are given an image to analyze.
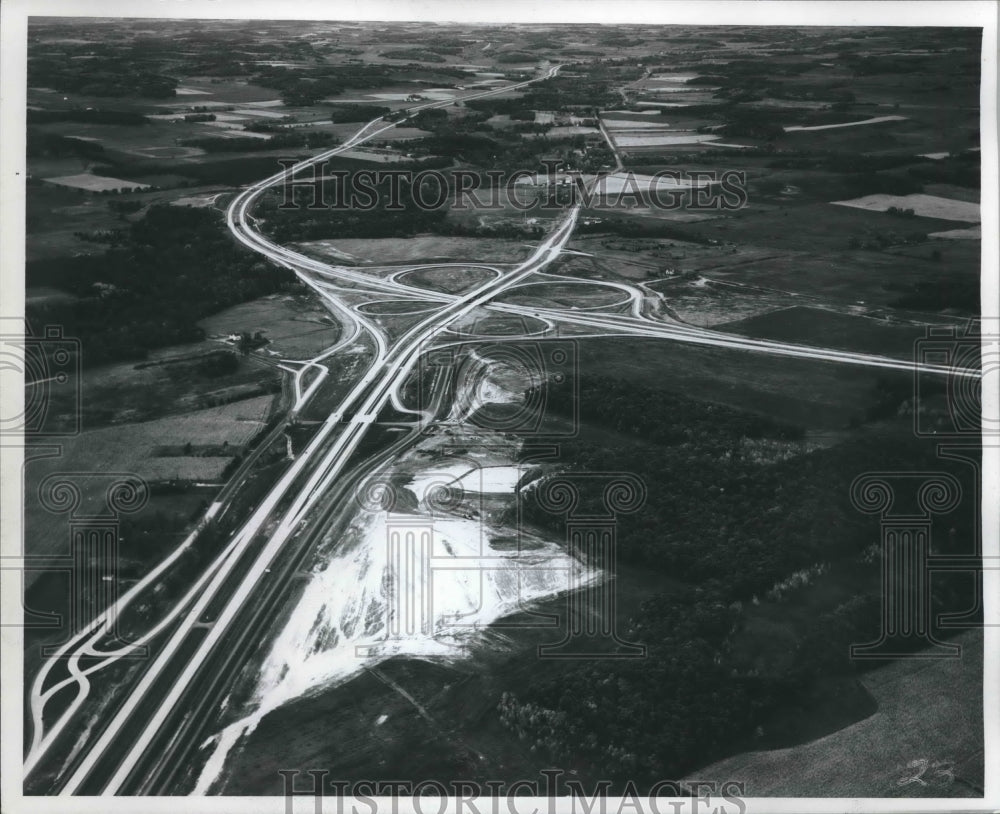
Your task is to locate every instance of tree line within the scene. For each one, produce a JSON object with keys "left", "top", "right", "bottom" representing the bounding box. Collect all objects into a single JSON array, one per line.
[
  {"left": 26, "top": 205, "right": 295, "bottom": 366},
  {"left": 501, "top": 373, "right": 978, "bottom": 785}
]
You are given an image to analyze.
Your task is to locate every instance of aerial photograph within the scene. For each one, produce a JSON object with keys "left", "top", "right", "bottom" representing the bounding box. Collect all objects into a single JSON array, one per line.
[{"left": 3, "top": 5, "right": 995, "bottom": 811}]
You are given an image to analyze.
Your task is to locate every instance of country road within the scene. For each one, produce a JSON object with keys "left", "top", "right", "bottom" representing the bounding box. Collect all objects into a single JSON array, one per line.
[
  {"left": 26, "top": 65, "right": 580, "bottom": 796},
  {"left": 23, "top": 55, "right": 981, "bottom": 798}
]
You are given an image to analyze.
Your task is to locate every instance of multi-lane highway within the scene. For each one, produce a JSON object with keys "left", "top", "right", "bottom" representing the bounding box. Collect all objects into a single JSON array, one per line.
[
  {"left": 25, "top": 66, "right": 583, "bottom": 795},
  {"left": 54, "top": 211, "right": 580, "bottom": 799},
  {"left": 24, "top": 58, "right": 982, "bottom": 798}
]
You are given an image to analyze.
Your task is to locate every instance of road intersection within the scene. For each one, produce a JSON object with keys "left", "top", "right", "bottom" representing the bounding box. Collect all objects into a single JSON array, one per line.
[{"left": 24, "top": 61, "right": 981, "bottom": 797}]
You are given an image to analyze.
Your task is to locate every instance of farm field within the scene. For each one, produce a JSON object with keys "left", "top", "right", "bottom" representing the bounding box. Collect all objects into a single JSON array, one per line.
[
  {"left": 42, "top": 173, "right": 150, "bottom": 192},
  {"left": 612, "top": 133, "right": 721, "bottom": 147},
  {"left": 199, "top": 293, "right": 342, "bottom": 360},
  {"left": 602, "top": 118, "right": 675, "bottom": 130},
  {"left": 367, "top": 126, "right": 432, "bottom": 141},
  {"left": 686, "top": 629, "right": 983, "bottom": 797},
  {"left": 32, "top": 118, "right": 224, "bottom": 156},
  {"left": 649, "top": 277, "right": 802, "bottom": 326},
  {"left": 667, "top": 201, "right": 977, "bottom": 258},
  {"left": 929, "top": 226, "right": 981, "bottom": 240},
  {"left": 23, "top": 393, "right": 276, "bottom": 564},
  {"left": 572, "top": 335, "right": 906, "bottom": 431},
  {"left": 593, "top": 171, "right": 713, "bottom": 193},
  {"left": 672, "top": 248, "right": 977, "bottom": 313},
  {"left": 36, "top": 342, "right": 283, "bottom": 431},
  {"left": 716, "top": 305, "right": 933, "bottom": 360},
  {"left": 18, "top": 18, "right": 988, "bottom": 799},
  {"left": 831, "top": 193, "right": 980, "bottom": 223},
  {"left": 151, "top": 78, "right": 282, "bottom": 105},
  {"left": 783, "top": 114, "right": 908, "bottom": 132}
]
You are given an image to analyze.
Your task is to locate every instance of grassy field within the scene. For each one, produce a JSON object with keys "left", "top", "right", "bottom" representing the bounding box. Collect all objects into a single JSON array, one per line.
[
  {"left": 199, "top": 293, "right": 342, "bottom": 360},
  {"left": 692, "top": 247, "right": 976, "bottom": 312},
  {"left": 42, "top": 173, "right": 150, "bottom": 192},
  {"left": 25, "top": 182, "right": 126, "bottom": 261},
  {"left": 36, "top": 339, "right": 282, "bottom": 431},
  {"left": 572, "top": 335, "right": 908, "bottom": 431},
  {"left": 650, "top": 276, "right": 801, "bottom": 326},
  {"left": 396, "top": 265, "right": 499, "bottom": 295},
  {"left": 295, "top": 236, "right": 529, "bottom": 265},
  {"left": 716, "top": 305, "right": 934, "bottom": 360},
  {"left": 24, "top": 393, "right": 276, "bottom": 566},
  {"left": 832, "top": 193, "right": 980, "bottom": 223},
  {"left": 686, "top": 628, "right": 983, "bottom": 797},
  {"left": 356, "top": 299, "right": 442, "bottom": 315},
  {"left": 449, "top": 309, "right": 550, "bottom": 338},
  {"left": 496, "top": 280, "right": 631, "bottom": 309}
]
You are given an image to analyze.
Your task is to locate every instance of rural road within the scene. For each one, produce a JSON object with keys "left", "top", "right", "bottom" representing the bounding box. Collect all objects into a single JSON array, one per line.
[{"left": 24, "top": 57, "right": 980, "bottom": 797}]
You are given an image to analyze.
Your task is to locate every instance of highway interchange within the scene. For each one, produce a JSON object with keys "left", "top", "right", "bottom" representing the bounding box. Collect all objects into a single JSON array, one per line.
[{"left": 24, "top": 62, "right": 981, "bottom": 796}]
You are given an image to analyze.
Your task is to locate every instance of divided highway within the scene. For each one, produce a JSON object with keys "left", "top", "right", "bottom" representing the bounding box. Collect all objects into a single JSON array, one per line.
[
  {"left": 24, "top": 57, "right": 981, "bottom": 798},
  {"left": 29, "top": 65, "right": 577, "bottom": 795}
]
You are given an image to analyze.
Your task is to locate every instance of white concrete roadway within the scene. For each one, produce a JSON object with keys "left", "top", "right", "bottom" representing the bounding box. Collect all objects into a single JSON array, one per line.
[
  {"left": 70, "top": 209, "right": 580, "bottom": 797},
  {"left": 28, "top": 65, "right": 565, "bottom": 790},
  {"left": 27, "top": 58, "right": 980, "bottom": 795}
]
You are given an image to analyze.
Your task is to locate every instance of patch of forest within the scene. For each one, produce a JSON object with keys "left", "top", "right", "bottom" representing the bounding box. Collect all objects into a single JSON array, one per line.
[
  {"left": 26, "top": 205, "right": 295, "bottom": 366},
  {"left": 503, "top": 374, "right": 979, "bottom": 786}
]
